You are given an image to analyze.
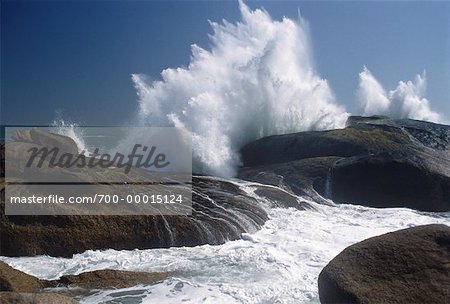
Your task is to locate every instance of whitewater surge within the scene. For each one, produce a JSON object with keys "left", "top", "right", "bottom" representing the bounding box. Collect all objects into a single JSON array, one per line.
[
  {"left": 51, "top": 119, "right": 88, "bottom": 153},
  {"left": 2, "top": 179, "right": 449, "bottom": 304},
  {"left": 132, "top": 0, "right": 349, "bottom": 177}
]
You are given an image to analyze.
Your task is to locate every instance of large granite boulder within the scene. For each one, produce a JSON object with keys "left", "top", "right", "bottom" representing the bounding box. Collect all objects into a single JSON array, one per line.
[
  {"left": 331, "top": 154, "right": 450, "bottom": 211},
  {"left": 0, "top": 262, "right": 170, "bottom": 303},
  {"left": 239, "top": 116, "right": 450, "bottom": 211},
  {"left": 239, "top": 156, "right": 340, "bottom": 205},
  {"left": 4, "top": 128, "right": 78, "bottom": 179},
  {"left": 0, "top": 261, "right": 42, "bottom": 292},
  {"left": 10, "top": 130, "right": 33, "bottom": 143},
  {"left": 0, "top": 175, "right": 268, "bottom": 257},
  {"left": 29, "top": 128, "right": 79, "bottom": 155},
  {"left": 318, "top": 224, "right": 450, "bottom": 304},
  {"left": 0, "top": 292, "right": 78, "bottom": 304}
]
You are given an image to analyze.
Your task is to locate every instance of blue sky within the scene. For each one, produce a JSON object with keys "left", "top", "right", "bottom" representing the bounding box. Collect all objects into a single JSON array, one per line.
[{"left": 1, "top": 0, "right": 449, "bottom": 125}]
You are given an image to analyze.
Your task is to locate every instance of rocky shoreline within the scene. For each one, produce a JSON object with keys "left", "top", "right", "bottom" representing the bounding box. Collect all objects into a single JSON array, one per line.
[
  {"left": 2, "top": 223, "right": 449, "bottom": 303},
  {"left": 1, "top": 116, "right": 450, "bottom": 303},
  {"left": 318, "top": 224, "right": 450, "bottom": 304},
  {"left": 0, "top": 175, "right": 272, "bottom": 257},
  {"left": 239, "top": 115, "right": 450, "bottom": 211},
  {"left": 0, "top": 260, "right": 170, "bottom": 304}
]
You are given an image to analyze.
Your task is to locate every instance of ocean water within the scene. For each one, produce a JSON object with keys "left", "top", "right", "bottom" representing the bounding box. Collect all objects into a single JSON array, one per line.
[
  {"left": 2, "top": 2, "right": 448, "bottom": 302},
  {"left": 2, "top": 179, "right": 449, "bottom": 304}
]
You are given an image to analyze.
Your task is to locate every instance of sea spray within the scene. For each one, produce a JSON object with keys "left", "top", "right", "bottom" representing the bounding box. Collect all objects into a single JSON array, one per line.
[
  {"left": 51, "top": 1, "right": 446, "bottom": 178},
  {"left": 357, "top": 67, "right": 443, "bottom": 123},
  {"left": 51, "top": 119, "right": 87, "bottom": 153},
  {"left": 132, "top": 1, "right": 349, "bottom": 177},
  {"left": 3, "top": 178, "right": 449, "bottom": 303}
]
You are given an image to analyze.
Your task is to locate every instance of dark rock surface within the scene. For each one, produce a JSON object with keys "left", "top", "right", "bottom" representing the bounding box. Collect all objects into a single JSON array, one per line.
[
  {"left": 318, "top": 224, "right": 450, "bottom": 304},
  {"left": 252, "top": 185, "right": 315, "bottom": 210},
  {"left": 331, "top": 154, "right": 450, "bottom": 211},
  {"left": 1, "top": 129, "right": 268, "bottom": 257},
  {"left": 239, "top": 116, "right": 450, "bottom": 211},
  {"left": 239, "top": 157, "right": 340, "bottom": 205},
  {"left": 0, "top": 292, "right": 79, "bottom": 304},
  {"left": 43, "top": 269, "right": 170, "bottom": 289},
  {"left": 0, "top": 175, "right": 268, "bottom": 257},
  {"left": 0, "top": 261, "right": 42, "bottom": 292},
  {"left": 0, "top": 141, "right": 4, "bottom": 178},
  {"left": 0, "top": 261, "right": 169, "bottom": 303}
]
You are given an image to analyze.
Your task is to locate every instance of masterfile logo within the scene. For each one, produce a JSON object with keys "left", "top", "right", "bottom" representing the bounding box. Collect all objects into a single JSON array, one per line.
[{"left": 4, "top": 126, "right": 192, "bottom": 216}]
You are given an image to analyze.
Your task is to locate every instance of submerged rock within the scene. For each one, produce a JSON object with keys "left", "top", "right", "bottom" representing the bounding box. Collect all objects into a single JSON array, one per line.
[
  {"left": 318, "top": 224, "right": 450, "bottom": 304},
  {"left": 239, "top": 116, "right": 450, "bottom": 211},
  {"left": 252, "top": 185, "right": 314, "bottom": 210},
  {"left": 0, "top": 262, "right": 169, "bottom": 303},
  {"left": 43, "top": 269, "right": 170, "bottom": 290}
]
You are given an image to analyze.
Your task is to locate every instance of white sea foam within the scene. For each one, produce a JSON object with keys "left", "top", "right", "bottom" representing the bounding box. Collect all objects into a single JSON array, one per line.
[
  {"left": 2, "top": 179, "right": 449, "bottom": 304},
  {"left": 7, "top": 3, "right": 448, "bottom": 303}
]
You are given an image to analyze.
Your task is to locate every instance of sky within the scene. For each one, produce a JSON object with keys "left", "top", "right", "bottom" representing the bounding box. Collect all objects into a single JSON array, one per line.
[{"left": 1, "top": 0, "right": 449, "bottom": 126}]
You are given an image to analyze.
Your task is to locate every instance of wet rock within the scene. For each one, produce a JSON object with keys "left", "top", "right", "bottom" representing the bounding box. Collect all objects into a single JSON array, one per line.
[
  {"left": 1, "top": 130, "right": 269, "bottom": 257},
  {"left": 43, "top": 269, "right": 170, "bottom": 289},
  {"left": 0, "top": 175, "right": 268, "bottom": 257},
  {"left": 239, "top": 116, "right": 450, "bottom": 211},
  {"left": 318, "top": 224, "right": 450, "bottom": 304},
  {"left": 0, "top": 261, "right": 42, "bottom": 293},
  {"left": 239, "top": 156, "right": 340, "bottom": 205},
  {"left": 331, "top": 153, "right": 450, "bottom": 211},
  {"left": 0, "top": 292, "right": 79, "bottom": 304},
  {"left": 0, "top": 262, "right": 167, "bottom": 302},
  {"left": 252, "top": 185, "right": 314, "bottom": 210}
]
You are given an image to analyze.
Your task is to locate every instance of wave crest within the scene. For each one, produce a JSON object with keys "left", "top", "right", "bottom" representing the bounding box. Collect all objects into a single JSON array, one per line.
[
  {"left": 357, "top": 67, "right": 443, "bottom": 123},
  {"left": 132, "top": 1, "right": 349, "bottom": 176}
]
